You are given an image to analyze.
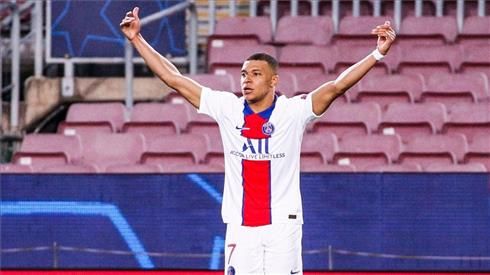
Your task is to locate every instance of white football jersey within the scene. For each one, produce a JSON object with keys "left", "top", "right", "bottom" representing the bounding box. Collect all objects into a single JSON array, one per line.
[{"left": 198, "top": 87, "right": 319, "bottom": 226}]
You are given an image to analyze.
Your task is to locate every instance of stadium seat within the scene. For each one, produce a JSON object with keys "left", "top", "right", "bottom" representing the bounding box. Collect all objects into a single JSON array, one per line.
[
  {"left": 160, "top": 163, "right": 225, "bottom": 173},
  {"left": 424, "top": 163, "right": 487, "bottom": 172},
  {"left": 396, "top": 45, "right": 462, "bottom": 78},
  {"left": 208, "top": 44, "right": 277, "bottom": 75},
  {"left": 330, "top": 44, "right": 395, "bottom": 75},
  {"left": 39, "top": 164, "right": 99, "bottom": 173},
  {"left": 79, "top": 133, "right": 146, "bottom": 170},
  {"left": 104, "top": 163, "right": 162, "bottom": 173},
  {"left": 295, "top": 73, "right": 351, "bottom": 103},
  {"left": 208, "top": 16, "right": 272, "bottom": 49},
  {"left": 311, "top": 102, "right": 382, "bottom": 139},
  {"left": 122, "top": 102, "right": 192, "bottom": 141},
  {"left": 301, "top": 163, "right": 357, "bottom": 172},
  {"left": 185, "top": 73, "right": 236, "bottom": 93},
  {"left": 278, "top": 45, "right": 331, "bottom": 75},
  {"left": 204, "top": 137, "right": 224, "bottom": 167},
  {"left": 333, "top": 134, "right": 403, "bottom": 169},
  {"left": 58, "top": 102, "right": 126, "bottom": 136},
  {"left": 274, "top": 16, "right": 333, "bottom": 45},
  {"left": 353, "top": 73, "right": 424, "bottom": 108},
  {"left": 0, "top": 164, "right": 34, "bottom": 173},
  {"left": 398, "top": 16, "right": 458, "bottom": 46},
  {"left": 301, "top": 132, "right": 339, "bottom": 167},
  {"left": 464, "top": 133, "right": 490, "bottom": 171},
  {"left": 398, "top": 134, "right": 468, "bottom": 168},
  {"left": 12, "top": 134, "right": 83, "bottom": 171},
  {"left": 364, "top": 163, "right": 423, "bottom": 172},
  {"left": 186, "top": 112, "right": 220, "bottom": 141},
  {"left": 333, "top": 16, "right": 395, "bottom": 46},
  {"left": 457, "top": 16, "right": 490, "bottom": 46},
  {"left": 421, "top": 72, "right": 489, "bottom": 106},
  {"left": 379, "top": 102, "right": 448, "bottom": 143},
  {"left": 459, "top": 44, "right": 490, "bottom": 78},
  {"left": 443, "top": 102, "right": 490, "bottom": 142},
  {"left": 275, "top": 72, "right": 299, "bottom": 98},
  {"left": 141, "top": 134, "right": 210, "bottom": 166}
]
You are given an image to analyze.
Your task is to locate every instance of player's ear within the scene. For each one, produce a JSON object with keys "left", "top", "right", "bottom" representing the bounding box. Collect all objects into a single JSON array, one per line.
[{"left": 270, "top": 74, "right": 279, "bottom": 88}]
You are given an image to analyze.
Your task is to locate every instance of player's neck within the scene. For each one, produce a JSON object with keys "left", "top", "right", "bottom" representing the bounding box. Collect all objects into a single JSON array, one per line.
[{"left": 247, "top": 93, "right": 275, "bottom": 113}]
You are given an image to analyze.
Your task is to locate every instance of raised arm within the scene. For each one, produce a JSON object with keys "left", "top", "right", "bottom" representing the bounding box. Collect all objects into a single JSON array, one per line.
[
  {"left": 310, "top": 21, "right": 396, "bottom": 115},
  {"left": 120, "top": 7, "right": 202, "bottom": 108}
]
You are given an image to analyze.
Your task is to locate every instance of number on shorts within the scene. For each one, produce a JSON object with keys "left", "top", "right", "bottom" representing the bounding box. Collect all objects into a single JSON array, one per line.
[{"left": 227, "top": 243, "right": 236, "bottom": 265}]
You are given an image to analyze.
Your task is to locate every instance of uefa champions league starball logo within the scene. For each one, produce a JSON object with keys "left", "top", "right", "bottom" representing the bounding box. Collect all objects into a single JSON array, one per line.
[{"left": 262, "top": 122, "right": 275, "bottom": 136}]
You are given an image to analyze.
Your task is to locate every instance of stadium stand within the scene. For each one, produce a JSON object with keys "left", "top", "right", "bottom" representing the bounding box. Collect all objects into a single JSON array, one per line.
[
  {"left": 78, "top": 133, "right": 146, "bottom": 171},
  {"left": 333, "top": 16, "right": 395, "bottom": 46},
  {"left": 398, "top": 134, "right": 469, "bottom": 169},
  {"left": 333, "top": 133, "right": 403, "bottom": 169},
  {"left": 459, "top": 44, "right": 490, "bottom": 78},
  {"left": 300, "top": 132, "right": 339, "bottom": 169},
  {"left": 311, "top": 102, "right": 382, "bottom": 139},
  {"left": 421, "top": 72, "right": 490, "bottom": 106},
  {"left": 122, "top": 102, "right": 192, "bottom": 140},
  {"left": 442, "top": 102, "right": 490, "bottom": 143},
  {"left": 353, "top": 73, "right": 424, "bottom": 109},
  {"left": 379, "top": 102, "right": 448, "bottom": 143},
  {"left": 274, "top": 15, "right": 334, "bottom": 45},
  {"left": 457, "top": 16, "right": 490, "bottom": 45},
  {"left": 464, "top": 133, "right": 490, "bottom": 171},
  {"left": 278, "top": 44, "right": 330, "bottom": 75},
  {"left": 11, "top": 134, "right": 83, "bottom": 171},
  {"left": 396, "top": 45, "right": 462, "bottom": 78},
  {"left": 398, "top": 16, "right": 458, "bottom": 46}
]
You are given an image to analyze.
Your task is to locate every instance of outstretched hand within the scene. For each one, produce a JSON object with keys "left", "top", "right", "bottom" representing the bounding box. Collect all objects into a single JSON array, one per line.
[
  {"left": 371, "top": 21, "right": 396, "bottom": 55},
  {"left": 120, "top": 7, "right": 141, "bottom": 41}
]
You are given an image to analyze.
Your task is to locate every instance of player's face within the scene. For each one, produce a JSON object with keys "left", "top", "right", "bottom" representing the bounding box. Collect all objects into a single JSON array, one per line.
[{"left": 240, "top": 60, "right": 278, "bottom": 104}]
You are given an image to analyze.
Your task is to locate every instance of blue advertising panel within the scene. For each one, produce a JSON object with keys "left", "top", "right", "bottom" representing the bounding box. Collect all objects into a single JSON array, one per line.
[
  {"left": 1, "top": 173, "right": 489, "bottom": 270},
  {"left": 49, "top": 0, "right": 186, "bottom": 58}
]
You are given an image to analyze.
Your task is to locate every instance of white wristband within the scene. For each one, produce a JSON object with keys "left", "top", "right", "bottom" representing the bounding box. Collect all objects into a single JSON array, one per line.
[{"left": 371, "top": 48, "right": 385, "bottom": 61}]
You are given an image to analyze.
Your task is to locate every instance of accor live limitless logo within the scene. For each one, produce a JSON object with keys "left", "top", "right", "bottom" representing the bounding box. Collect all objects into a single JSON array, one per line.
[{"left": 230, "top": 138, "right": 286, "bottom": 160}]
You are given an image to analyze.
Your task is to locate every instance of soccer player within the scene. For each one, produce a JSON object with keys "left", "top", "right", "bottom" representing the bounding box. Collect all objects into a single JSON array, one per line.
[{"left": 120, "top": 7, "right": 395, "bottom": 274}]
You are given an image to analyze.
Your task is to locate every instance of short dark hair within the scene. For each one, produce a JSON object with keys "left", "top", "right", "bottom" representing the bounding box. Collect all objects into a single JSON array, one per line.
[{"left": 246, "top": 52, "right": 278, "bottom": 74}]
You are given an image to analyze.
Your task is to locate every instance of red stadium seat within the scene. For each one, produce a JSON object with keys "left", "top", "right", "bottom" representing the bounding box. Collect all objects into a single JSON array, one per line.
[
  {"left": 104, "top": 163, "right": 162, "bottom": 173},
  {"left": 0, "top": 164, "right": 34, "bottom": 173},
  {"left": 160, "top": 163, "right": 225, "bottom": 173},
  {"left": 354, "top": 73, "right": 424, "bottom": 108},
  {"left": 208, "top": 44, "right": 277, "bottom": 75},
  {"left": 185, "top": 73, "right": 236, "bottom": 92},
  {"left": 186, "top": 112, "right": 220, "bottom": 141},
  {"left": 301, "top": 132, "right": 339, "bottom": 167},
  {"left": 457, "top": 16, "right": 490, "bottom": 46},
  {"left": 301, "top": 163, "right": 357, "bottom": 172},
  {"left": 80, "top": 133, "right": 146, "bottom": 170},
  {"left": 397, "top": 45, "right": 462, "bottom": 79},
  {"left": 333, "top": 134, "right": 403, "bottom": 169},
  {"left": 333, "top": 16, "right": 395, "bottom": 46},
  {"left": 464, "top": 133, "right": 490, "bottom": 171},
  {"left": 278, "top": 45, "right": 332, "bottom": 75},
  {"left": 295, "top": 73, "right": 351, "bottom": 103},
  {"left": 460, "top": 44, "right": 490, "bottom": 79},
  {"left": 398, "top": 134, "right": 468, "bottom": 169},
  {"left": 141, "top": 134, "right": 210, "bottom": 166},
  {"left": 424, "top": 163, "right": 487, "bottom": 172},
  {"left": 12, "top": 134, "right": 83, "bottom": 171},
  {"left": 58, "top": 102, "right": 126, "bottom": 136},
  {"left": 443, "top": 102, "right": 490, "bottom": 143},
  {"left": 208, "top": 16, "right": 272, "bottom": 48},
  {"left": 379, "top": 102, "right": 448, "bottom": 143},
  {"left": 122, "top": 102, "right": 192, "bottom": 141},
  {"left": 399, "top": 16, "right": 458, "bottom": 46},
  {"left": 312, "top": 102, "right": 382, "bottom": 139},
  {"left": 364, "top": 163, "right": 423, "bottom": 172},
  {"left": 204, "top": 137, "right": 225, "bottom": 167},
  {"left": 421, "top": 72, "right": 489, "bottom": 106},
  {"left": 274, "top": 16, "right": 333, "bottom": 45},
  {"left": 39, "top": 164, "right": 99, "bottom": 174},
  {"left": 330, "top": 44, "right": 395, "bottom": 75}
]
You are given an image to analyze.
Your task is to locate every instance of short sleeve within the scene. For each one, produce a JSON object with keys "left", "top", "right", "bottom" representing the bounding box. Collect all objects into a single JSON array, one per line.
[
  {"left": 198, "top": 87, "right": 239, "bottom": 123},
  {"left": 291, "top": 93, "right": 321, "bottom": 126}
]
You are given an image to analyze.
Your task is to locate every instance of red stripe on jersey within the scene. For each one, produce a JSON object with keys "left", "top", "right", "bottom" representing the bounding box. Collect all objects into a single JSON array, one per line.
[
  {"left": 242, "top": 159, "right": 271, "bottom": 226},
  {"left": 242, "top": 113, "right": 269, "bottom": 139}
]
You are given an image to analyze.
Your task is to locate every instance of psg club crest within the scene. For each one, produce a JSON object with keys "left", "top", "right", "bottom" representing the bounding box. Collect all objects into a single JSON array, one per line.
[{"left": 262, "top": 122, "right": 275, "bottom": 136}]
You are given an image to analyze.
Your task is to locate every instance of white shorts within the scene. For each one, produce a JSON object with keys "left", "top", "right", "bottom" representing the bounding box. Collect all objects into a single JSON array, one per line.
[{"left": 224, "top": 223, "right": 303, "bottom": 275}]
